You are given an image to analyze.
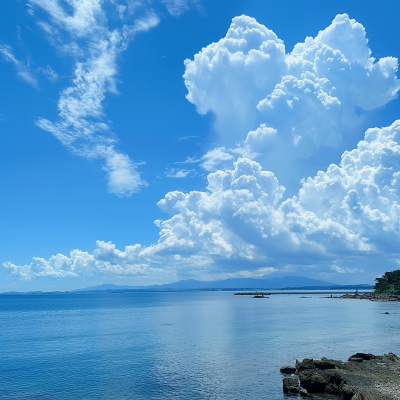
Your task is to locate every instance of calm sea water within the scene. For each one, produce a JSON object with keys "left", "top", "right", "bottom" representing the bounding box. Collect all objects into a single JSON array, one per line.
[{"left": 1, "top": 291, "right": 399, "bottom": 399}]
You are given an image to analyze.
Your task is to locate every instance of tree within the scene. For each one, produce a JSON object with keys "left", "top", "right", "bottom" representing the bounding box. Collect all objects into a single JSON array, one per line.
[{"left": 374, "top": 270, "right": 400, "bottom": 294}]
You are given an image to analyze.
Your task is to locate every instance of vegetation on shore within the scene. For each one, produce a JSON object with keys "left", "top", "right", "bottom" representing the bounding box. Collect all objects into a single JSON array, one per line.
[{"left": 374, "top": 269, "right": 400, "bottom": 294}]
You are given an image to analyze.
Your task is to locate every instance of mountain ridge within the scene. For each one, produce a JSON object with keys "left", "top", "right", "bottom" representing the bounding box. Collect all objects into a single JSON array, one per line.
[{"left": 73, "top": 276, "right": 339, "bottom": 292}]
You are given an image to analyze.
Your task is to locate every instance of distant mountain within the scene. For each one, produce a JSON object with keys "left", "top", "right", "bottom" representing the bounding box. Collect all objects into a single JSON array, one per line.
[
  {"left": 73, "top": 276, "right": 336, "bottom": 292},
  {"left": 72, "top": 284, "right": 141, "bottom": 291}
]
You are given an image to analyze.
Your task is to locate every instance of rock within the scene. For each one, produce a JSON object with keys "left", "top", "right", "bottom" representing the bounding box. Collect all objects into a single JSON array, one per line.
[
  {"left": 308, "top": 370, "right": 330, "bottom": 393},
  {"left": 296, "top": 358, "right": 316, "bottom": 373},
  {"left": 324, "top": 382, "right": 340, "bottom": 395},
  {"left": 282, "top": 377, "right": 301, "bottom": 393},
  {"left": 348, "top": 353, "right": 375, "bottom": 361},
  {"left": 314, "top": 358, "right": 341, "bottom": 370},
  {"left": 283, "top": 352, "right": 400, "bottom": 399},
  {"left": 280, "top": 365, "right": 296, "bottom": 374},
  {"left": 341, "top": 383, "right": 356, "bottom": 400},
  {"left": 299, "top": 387, "right": 309, "bottom": 396}
]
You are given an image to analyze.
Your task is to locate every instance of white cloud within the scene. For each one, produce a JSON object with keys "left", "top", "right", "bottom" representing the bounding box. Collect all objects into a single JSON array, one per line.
[
  {"left": 3, "top": 241, "right": 148, "bottom": 280},
  {"left": 165, "top": 168, "right": 196, "bottom": 178},
  {"left": 184, "top": 14, "right": 399, "bottom": 143},
  {"left": 0, "top": 44, "right": 38, "bottom": 87},
  {"left": 162, "top": 0, "right": 189, "bottom": 17},
  {"left": 39, "top": 65, "right": 59, "bottom": 82},
  {"left": 6, "top": 120, "right": 400, "bottom": 281},
  {"left": 183, "top": 14, "right": 286, "bottom": 143},
  {"left": 331, "top": 265, "right": 364, "bottom": 274},
  {"left": 174, "top": 147, "right": 235, "bottom": 172},
  {"left": 4, "top": 14, "right": 400, "bottom": 284},
  {"left": 102, "top": 147, "right": 147, "bottom": 196},
  {"left": 200, "top": 147, "right": 234, "bottom": 171},
  {"left": 162, "top": 0, "right": 202, "bottom": 17},
  {"left": 183, "top": 14, "right": 400, "bottom": 191},
  {"left": 177, "top": 135, "right": 198, "bottom": 140},
  {"left": 29, "top": 0, "right": 159, "bottom": 196}
]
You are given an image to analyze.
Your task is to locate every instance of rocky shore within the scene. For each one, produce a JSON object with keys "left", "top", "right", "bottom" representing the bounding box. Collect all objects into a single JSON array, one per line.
[
  {"left": 281, "top": 353, "right": 400, "bottom": 399},
  {"left": 337, "top": 293, "right": 400, "bottom": 301}
]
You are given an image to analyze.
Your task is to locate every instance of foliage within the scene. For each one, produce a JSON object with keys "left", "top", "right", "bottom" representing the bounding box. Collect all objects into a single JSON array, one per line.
[{"left": 374, "top": 270, "right": 400, "bottom": 294}]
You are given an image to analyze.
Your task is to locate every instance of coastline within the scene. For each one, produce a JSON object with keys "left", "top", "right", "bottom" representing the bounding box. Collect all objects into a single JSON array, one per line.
[
  {"left": 336, "top": 293, "right": 400, "bottom": 302},
  {"left": 282, "top": 353, "right": 400, "bottom": 399}
]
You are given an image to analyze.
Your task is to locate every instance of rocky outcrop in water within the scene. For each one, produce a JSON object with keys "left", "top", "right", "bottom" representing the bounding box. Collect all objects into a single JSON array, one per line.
[
  {"left": 337, "top": 293, "right": 400, "bottom": 301},
  {"left": 281, "top": 353, "right": 400, "bottom": 399}
]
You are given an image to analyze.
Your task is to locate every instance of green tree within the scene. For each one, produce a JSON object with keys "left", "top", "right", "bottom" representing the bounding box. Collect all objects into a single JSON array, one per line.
[{"left": 374, "top": 270, "right": 400, "bottom": 294}]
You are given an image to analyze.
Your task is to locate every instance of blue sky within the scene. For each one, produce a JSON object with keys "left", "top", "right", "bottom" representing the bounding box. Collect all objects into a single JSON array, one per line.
[{"left": 1, "top": 0, "right": 400, "bottom": 291}]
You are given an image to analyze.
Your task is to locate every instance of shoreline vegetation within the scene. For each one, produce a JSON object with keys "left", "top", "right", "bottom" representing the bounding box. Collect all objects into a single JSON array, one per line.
[
  {"left": 281, "top": 353, "right": 400, "bottom": 399},
  {"left": 333, "top": 268, "right": 400, "bottom": 302}
]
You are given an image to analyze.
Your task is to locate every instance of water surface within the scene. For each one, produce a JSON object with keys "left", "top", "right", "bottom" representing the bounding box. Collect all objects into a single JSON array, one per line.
[{"left": 1, "top": 292, "right": 399, "bottom": 399}]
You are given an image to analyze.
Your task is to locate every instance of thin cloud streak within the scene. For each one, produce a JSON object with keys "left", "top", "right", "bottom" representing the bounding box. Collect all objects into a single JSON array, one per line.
[
  {"left": 30, "top": 0, "right": 159, "bottom": 196},
  {"left": 0, "top": 44, "right": 38, "bottom": 87}
]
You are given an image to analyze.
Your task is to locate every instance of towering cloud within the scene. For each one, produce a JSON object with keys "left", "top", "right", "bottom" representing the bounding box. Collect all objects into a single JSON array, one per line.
[
  {"left": 183, "top": 14, "right": 400, "bottom": 189},
  {"left": 3, "top": 14, "right": 400, "bottom": 284},
  {"left": 5, "top": 121, "right": 400, "bottom": 282}
]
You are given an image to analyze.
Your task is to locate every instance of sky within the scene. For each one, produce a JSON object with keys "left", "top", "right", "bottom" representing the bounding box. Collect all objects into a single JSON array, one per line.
[{"left": 1, "top": 0, "right": 400, "bottom": 292}]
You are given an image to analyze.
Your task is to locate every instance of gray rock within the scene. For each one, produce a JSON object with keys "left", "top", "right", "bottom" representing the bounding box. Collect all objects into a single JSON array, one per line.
[
  {"left": 308, "top": 370, "right": 330, "bottom": 393},
  {"left": 324, "top": 382, "right": 340, "bottom": 395},
  {"left": 282, "top": 377, "right": 301, "bottom": 393},
  {"left": 348, "top": 353, "right": 375, "bottom": 361},
  {"left": 280, "top": 365, "right": 296, "bottom": 374},
  {"left": 283, "top": 352, "right": 400, "bottom": 399}
]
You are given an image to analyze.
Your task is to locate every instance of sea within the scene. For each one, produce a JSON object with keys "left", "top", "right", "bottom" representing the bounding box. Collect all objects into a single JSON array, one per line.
[{"left": 1, "top": 291, "right": 399, "bottom": 399}]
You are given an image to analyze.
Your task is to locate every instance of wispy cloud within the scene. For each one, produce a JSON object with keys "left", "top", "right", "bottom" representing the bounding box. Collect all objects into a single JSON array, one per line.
[
  {"left": 162, "top": 0, "right": 190, "bottom": 17},
  {"left": 174, "top": 147, "right": 234, "bottom": 172},
  {"left": 29, "top": 0, "right": 160, "bottom": 196},
  {"left": 39, "top": 65, "right": 59, "bottom": 82},
  {"left": 165, "top": 168, "right": 196, "bottom": 178},
  {"left": 161, "top": 0, "right": 204, "bottom": 17},
  {"left": 0, "top": 44, "right": 38, "bottom": 87},
  {"left": 177, "top": 135, "right": 198, "bottom": 140}
]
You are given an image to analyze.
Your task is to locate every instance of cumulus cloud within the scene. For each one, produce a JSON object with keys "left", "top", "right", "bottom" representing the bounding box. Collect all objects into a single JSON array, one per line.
[
  {"left": 0, "top": 44, "right": 38, "bottom": 87},
  {"left": 3, "top": 241, "right": 148, "bottom": 280},
  {"left": 5, "top": 121, "right": 400, "bottom": 281},
  {"left": 184, "top": 14, "right": 399, "bottom": 141},
  {"left": 29, "top": 0, "right": 159, "bottom": 196},
  {"left": 183, "top": 14, "right": 400, "bottom": 189}
]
